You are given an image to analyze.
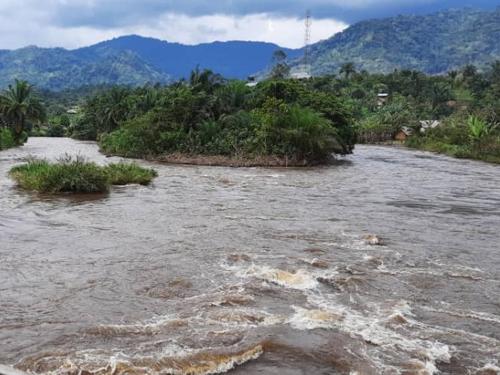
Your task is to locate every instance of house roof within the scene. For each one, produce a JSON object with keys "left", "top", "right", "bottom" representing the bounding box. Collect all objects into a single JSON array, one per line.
[{"left": 420, "top": 120, "right": 440, "bottom": 128}]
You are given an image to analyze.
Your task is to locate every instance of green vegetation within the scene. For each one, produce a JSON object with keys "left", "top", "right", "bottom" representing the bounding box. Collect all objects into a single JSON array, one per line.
[
  {"left": 105, "top": 162, "right": 158, "bottom": 185},
  {"left": 2, "top": 50, "right": 497, "bottom": 166},
  {"left": 64, "top": 54, "right": 500, "bottom": 164},
  {"left": 0, "top": 79, "right": 46, "bottom": 148},
  {"left": 0, "top": 47, "right": 168, "bottom": 91},
  {"left": 304, "top": 8, "right": 500, "bottom": 75},
  {"left": 406, "top": 115, "right": 500, "bottom": 163},
  {"left": 0, "top": 128, "right": 15, "bottom": 150},
  {"left": 9, "top": 156, "right": 157, "bottom": 193},
  {"left": 295, "top": 59, "right": 500, "bottom": 163},
  {"left": 72, "top": 71, "right": 355, "bottom": 165}
]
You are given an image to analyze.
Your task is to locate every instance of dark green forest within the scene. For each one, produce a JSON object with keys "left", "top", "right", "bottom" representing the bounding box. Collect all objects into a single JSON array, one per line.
[
  {"left": 303, "top": 8, "right": 500, "bottom": 75},
  {"left": 1, "top": 58, "right": 500, "bottom": 164}
]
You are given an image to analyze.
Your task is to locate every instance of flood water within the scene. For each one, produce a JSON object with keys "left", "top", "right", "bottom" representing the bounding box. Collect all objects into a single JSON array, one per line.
[{"left": 1, "top": 137, "right": 499, "bottom": 374}]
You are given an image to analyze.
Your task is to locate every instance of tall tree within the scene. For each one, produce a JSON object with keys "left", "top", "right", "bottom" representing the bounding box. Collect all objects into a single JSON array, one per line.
[
  {"left": 0, "top": 80, "right": 46, "bottom": 141},
  {"left": 339, "top": 62, "right": 356, "bottom": 80},
  {"left": 189, "top": 67, "right": 225, "bottom": 93},
  {"left": 270, "top": 50, "right": 290, "bottom": 80}
]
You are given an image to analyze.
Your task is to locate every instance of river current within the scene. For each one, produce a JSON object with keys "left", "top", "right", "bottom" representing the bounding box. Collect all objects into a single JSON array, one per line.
[{"left": 0, "top": 137, "right": 499, "bottom": 374}]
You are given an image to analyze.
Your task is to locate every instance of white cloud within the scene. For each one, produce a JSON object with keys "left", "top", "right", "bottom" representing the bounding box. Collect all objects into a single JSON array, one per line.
[{"left": 0, "top": 12, "right": 347, "bottom": 49}]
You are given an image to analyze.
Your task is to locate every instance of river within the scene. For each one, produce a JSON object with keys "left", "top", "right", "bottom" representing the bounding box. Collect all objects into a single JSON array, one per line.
[{"left": 0, "top": 137, "right": 499, "bottom": 374}]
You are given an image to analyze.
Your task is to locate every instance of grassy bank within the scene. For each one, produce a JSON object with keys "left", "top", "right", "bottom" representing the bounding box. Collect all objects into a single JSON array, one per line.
[
  {"left": 9, "top": 156, "right": 157, "bottom": 193},
  {"left": 0, "top": 128, "right": 16, "bottom": 150},
  {"left": 405, "top": 115, "right": 500, "bottom": 164},
  {"left": 0, "top": 128, "right": 28, "bottom": 150},
  {"left": 406, "top": 137, "right": 500, "bottom": 164}
]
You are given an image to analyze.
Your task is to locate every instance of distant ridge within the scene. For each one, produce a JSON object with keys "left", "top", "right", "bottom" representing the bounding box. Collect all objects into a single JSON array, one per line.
[
  {"left": 0, "top": 8, "right": 499, "bottom": 90},
  {"left": 0, "top": 36, "right": 299, "bottom": 90},
  {"left": 300, "top": 8, "right": 500, "bottom": 75},
  {"left": 79, "top": 35, "right": 301, "bottom": 80}
]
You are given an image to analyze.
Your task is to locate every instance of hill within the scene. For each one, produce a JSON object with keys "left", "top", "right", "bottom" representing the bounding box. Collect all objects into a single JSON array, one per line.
[
  {"left": 0, "top": 46, "right": 169, "bottom": 91},
  {"left": 0, "top": 37, "right": 298, "bottom": 91},
  {"left": 303, "top": 8, "right": 500, "bottom": 75},
  {"left": 1, "top": 8, "right": 499, "bottom": 90},
  {"left": 80, "top": 36, "right": 300, "bottom": 80}
]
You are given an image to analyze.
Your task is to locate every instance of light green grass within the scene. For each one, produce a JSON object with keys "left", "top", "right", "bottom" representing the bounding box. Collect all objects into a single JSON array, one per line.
[{"left": 9, "top": 156, "right": 157, "bottom": 193}]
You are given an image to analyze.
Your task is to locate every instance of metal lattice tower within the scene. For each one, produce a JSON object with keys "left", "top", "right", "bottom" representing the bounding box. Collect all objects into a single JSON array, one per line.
[{"left": 304, "top": 10, "right": 312, "bottom": 75}]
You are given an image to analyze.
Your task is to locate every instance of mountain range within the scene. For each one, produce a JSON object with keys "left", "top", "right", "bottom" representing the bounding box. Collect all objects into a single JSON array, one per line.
[
  {"left": 304, "top": 7, "right": 500, "bottom": 75},
  {"left": 0, "top": 8, "right": 498, "bottom": 90}
]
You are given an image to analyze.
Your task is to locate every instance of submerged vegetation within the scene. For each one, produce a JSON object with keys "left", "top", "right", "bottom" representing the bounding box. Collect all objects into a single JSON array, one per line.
[
  {"left": 9, "top": 156, "right": 157, "bottom": 193},
  {"left": 105, "top": 162, "right": 159, "bottom": 185}
]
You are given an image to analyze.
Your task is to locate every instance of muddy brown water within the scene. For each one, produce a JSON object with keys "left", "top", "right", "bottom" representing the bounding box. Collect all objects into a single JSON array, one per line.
[{"left": 0, "top": 137, "right": 499, "bottom": 374}]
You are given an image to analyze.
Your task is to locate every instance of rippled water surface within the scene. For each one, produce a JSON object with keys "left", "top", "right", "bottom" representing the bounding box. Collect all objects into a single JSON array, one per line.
[{"left": 1, "top": 137, "right": 499, "bottom": 374}]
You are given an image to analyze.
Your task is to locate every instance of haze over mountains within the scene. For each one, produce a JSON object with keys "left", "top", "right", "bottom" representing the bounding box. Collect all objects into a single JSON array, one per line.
[{"left": 0, "top": 8, "right": 498, "bottom": 91}]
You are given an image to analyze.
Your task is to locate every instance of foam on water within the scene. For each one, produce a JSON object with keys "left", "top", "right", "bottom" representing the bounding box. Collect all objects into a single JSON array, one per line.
[
  {"left": 303, "top": 293, "right": 452, "bottom": 374},
  {"left": 205, "top": 308, "right": 285, "bottom": 327},
  {"left": 288, "top": 306, "right": 345, "bottom": 330},
  {"left": 17, "top": 345, "right": 264, "bottom": 375},
  {"left": 234, "top": 264, "right": 321, "bottom": 290}
]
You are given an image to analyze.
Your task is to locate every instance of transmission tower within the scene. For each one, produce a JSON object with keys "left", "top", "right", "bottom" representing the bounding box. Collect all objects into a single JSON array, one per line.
[{"left": 303, "top": 10, "right": 312, "bottom": 76}]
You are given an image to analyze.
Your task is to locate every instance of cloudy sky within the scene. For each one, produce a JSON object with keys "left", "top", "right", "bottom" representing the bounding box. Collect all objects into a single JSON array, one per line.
[{"left": 0, "top": 0, "right": 498, "bottom": 50}]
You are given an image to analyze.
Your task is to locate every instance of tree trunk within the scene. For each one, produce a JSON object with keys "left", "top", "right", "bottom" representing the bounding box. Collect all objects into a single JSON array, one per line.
[{"left": 13, "top": 114, "right": 25, "bottom": 143}]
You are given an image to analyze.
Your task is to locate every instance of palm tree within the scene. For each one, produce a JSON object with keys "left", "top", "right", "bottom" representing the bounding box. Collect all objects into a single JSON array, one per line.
[
  {"left": 189, "top": 67, "right": 224, "bottom": 93},
  {"left": 101, "top": 87, "right": 129, "bottom": 132},
  {"left": 339, "top": 62, "right": 356, "bottom": 79},
  {"left": 0, "top": 80, "right": 46, "bottom": 142},
  {"left": 448, "top": 70, "right": 458, "bottom": 82},
  {"left": 462, "top": 64, "right": 477, "bottom": 79}
]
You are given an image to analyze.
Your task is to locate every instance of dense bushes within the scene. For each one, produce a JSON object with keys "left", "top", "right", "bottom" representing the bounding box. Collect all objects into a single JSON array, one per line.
[
  {"left": 105, "top": 162, "right": 158, "bottom": 185},
  {"left": 9, "top": 156, "right": 157, "bottom": 193},
  {"left": 64, "top": 62, "right": 500, "bottom": 164},
  {"left": 357, "top": 97, "right": 417, "bottom": 143},
  {"left": 75, "top": 72, "right": 356, "bottom": 165},
  {"left": 406, "top": 114, "right": 500, "bottom": 163},
  {"left": 0, "top": 128, "right": 15, "bottom": 150}
]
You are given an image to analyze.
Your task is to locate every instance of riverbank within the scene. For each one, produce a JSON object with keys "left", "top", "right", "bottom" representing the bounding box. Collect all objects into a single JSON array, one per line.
[
  {"left": 0, "top": 128, "right": 20, "bottom": 151},
  {"left": 405, "top": 138, "right": 500, "bottom": 164}
]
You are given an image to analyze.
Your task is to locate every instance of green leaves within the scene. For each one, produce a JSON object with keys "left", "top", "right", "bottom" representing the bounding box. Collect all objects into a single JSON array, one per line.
[
  {"left": 0, "top": 79, "right": 46, "bottom": 140},
  {"left": 468, "top": 115, "right": 489, "bottom": 142},
  {"left": 9, "top": 156, "right": 157, "bottom": 193}
]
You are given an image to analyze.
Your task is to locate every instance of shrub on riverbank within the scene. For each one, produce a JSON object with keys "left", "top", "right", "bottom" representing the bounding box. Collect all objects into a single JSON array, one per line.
[
  {"left": 9, "top": 156, "right": 157, "bottom": 193},
  {"left": 406, "top": 115, "right": 500, "bottom": 163},
  {"left": 0, "top": 128, "right": 16, "bottom": 150}
]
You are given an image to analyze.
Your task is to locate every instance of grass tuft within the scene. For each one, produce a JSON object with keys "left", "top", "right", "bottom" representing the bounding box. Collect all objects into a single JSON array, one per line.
[
  {"left": 9, "top": 155, "right": 157, "bottom": 193},
  {"left": 105, "top": 162, "right": 158, "bottom": 186}
]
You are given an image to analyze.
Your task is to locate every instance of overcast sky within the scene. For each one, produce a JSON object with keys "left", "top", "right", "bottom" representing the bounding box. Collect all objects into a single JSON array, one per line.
[{"left": 0, "top": 0, "right": 498, "bottom": 50}]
